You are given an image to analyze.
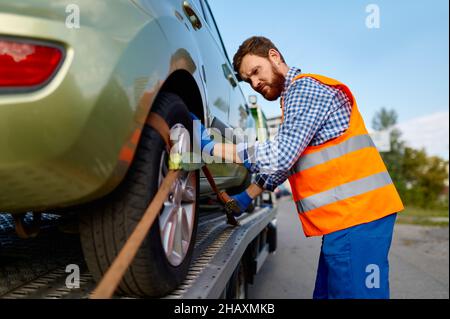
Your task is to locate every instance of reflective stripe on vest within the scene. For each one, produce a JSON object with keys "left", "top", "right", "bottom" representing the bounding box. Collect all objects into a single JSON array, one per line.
[
  {"left": 295, "top": 171, "right": 393, "bottom": 213},
  {"left": 283, "top": 73, "right": 404, "bottom": 236},
  {"left": 290, "top": 134, "right": 376, "bottom": 174}
]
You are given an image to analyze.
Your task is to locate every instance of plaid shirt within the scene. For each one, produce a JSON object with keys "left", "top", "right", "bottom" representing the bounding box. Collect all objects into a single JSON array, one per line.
[{"left": 240, "top": 67, "right": 352, "bottom": 191}]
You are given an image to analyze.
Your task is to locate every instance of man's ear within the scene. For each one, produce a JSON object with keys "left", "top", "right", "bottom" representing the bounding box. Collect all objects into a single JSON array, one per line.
[{"left": 268, "top": 48, "right": 281, "bottom": 64}]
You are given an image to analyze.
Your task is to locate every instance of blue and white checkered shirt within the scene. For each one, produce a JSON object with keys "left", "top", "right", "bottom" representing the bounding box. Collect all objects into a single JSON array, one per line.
[{"left": 241, "top": 67, "right": 352, "bottom": 191}]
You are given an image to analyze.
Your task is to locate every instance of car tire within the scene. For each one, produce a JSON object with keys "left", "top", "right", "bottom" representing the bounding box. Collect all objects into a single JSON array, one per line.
[
  {"left": 79, "top": 92, "right": 198, "bottom": 297},
  {"left": 225, "top": 260, "right": 248, "bottom": 299}
]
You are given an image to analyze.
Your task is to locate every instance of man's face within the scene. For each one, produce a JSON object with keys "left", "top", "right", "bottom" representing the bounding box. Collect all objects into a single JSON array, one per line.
[{"left": 239, "top": 54, "right": 285, "bottom": 101}]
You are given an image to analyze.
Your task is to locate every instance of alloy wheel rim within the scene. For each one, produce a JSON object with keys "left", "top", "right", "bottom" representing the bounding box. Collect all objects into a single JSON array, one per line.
[{"left": 158, "top": 124, "right": 196, "bottom": 266}]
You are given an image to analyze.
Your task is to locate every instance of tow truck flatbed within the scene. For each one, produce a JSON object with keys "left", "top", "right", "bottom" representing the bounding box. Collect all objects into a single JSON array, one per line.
[{"left": 0, "top": 199, "right": 277, "bottom": 299}]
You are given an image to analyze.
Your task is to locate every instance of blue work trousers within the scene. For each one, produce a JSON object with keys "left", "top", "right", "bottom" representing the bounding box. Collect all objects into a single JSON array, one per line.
[{"left": 313, "top": 213, "right": 397, "bottom": 299}]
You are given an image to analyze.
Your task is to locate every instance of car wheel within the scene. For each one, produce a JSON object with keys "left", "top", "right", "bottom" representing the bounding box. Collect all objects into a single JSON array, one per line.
[
  {"left": 79, "top": 92, "right": 198, "bottom": 297},
  {"left": 225, "top": 260, "right": 248, "bottom": 299}
]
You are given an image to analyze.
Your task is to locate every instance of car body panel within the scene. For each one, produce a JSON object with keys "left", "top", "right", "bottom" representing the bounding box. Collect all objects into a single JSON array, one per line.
[{"left": 0, "top": 0, "right": 253, "bottom": 213}]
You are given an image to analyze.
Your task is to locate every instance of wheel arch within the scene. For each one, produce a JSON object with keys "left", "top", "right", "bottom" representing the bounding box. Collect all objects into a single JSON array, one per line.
[{"left": 158, "top": 69, "right": 206, "bottom": 123}]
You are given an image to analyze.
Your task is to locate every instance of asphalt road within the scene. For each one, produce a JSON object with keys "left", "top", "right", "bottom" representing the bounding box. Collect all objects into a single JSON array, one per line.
[{"left": 248, "top": 197, "right": 449, "bottom": 299}]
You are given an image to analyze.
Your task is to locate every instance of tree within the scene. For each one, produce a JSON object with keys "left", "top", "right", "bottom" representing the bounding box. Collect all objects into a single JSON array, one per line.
[
  {"left": 372, "top": 108, "right": 449, "bottom": 209},
  {"left": 371, "top": 108, "right": 407, "bottom": 200},
  {"left": 372, "top": 108, "right": 398, "bottom": 131},
  {"left": 402, "top": 147, "right": 449, "bottom": 208}
]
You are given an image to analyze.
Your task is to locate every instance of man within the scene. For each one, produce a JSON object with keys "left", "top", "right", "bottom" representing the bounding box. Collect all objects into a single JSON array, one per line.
[{"left": 194, "top": 36, "right": 404, "bottom": 299}]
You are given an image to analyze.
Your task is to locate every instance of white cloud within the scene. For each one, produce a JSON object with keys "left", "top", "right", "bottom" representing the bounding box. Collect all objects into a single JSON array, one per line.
[{"left": 396, "top": 111, "right": 449, "bottom": 160}]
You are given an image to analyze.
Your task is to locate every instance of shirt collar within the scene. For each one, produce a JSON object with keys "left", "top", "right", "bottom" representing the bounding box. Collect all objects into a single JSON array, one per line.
[{"left": 282, "top": 66, "right": 302, "bottom": 99}]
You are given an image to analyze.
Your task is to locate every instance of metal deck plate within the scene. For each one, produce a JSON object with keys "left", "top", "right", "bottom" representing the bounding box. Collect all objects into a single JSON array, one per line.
[{"left": 0, "top": 205, "right": 276, "bottom": 299}]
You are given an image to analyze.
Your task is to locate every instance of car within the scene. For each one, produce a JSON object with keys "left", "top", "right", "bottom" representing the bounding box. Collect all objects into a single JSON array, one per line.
[{"left": 0, "top": 0, "right": 257, "bottom": 297}]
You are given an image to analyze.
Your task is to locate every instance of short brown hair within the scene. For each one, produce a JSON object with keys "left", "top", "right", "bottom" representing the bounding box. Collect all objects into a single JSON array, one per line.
[{"left": 233, "top": 36, "right": 285, "bottom": 73}]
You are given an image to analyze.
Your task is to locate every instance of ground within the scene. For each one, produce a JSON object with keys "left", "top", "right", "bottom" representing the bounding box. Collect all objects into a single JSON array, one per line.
[{"left": 248, "top": 198, "right": 449, "bottom": 299}]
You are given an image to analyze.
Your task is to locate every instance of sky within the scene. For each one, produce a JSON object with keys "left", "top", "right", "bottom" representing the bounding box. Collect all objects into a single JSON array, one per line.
[{"left": 208, "top": 0, "right": 449, "bottom": 159}]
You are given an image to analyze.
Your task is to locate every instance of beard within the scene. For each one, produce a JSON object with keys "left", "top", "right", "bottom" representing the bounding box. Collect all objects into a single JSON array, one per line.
[{"left": 261, "top": 65, "right": 285, "bottom": 101}]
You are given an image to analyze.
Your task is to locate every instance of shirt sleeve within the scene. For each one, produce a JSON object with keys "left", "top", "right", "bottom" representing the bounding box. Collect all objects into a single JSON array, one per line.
[{"left": 243, "top": 77, "right": 341, "bottom": 191}]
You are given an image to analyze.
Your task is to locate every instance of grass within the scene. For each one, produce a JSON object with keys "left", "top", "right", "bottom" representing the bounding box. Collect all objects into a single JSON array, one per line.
[{"left": 396, "top": 206, "right": 449, "bottom": 227}]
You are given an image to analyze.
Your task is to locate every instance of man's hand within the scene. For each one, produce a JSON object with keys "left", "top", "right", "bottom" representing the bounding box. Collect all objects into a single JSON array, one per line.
[
  {"left": 239, "top": 147, "right": 253, "bottom": 170},
  {"left": 190, "top": 113, "right": 252, "bottom": 171},
  {"left": 230, "top": 190, "right": 253, "bottom": 217},
  {"left": 190, "top": 113, "right": 216, "bottom": 156}
]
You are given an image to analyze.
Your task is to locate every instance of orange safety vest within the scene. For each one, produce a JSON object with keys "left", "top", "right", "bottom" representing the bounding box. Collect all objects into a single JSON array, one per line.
[{"left": 282, "top": 74, "right": 404, "bottom": 237}]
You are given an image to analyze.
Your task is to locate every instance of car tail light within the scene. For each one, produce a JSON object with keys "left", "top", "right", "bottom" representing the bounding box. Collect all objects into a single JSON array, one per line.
[{"left": 0, "top": 38, "right": 63, "bottom": 89}]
